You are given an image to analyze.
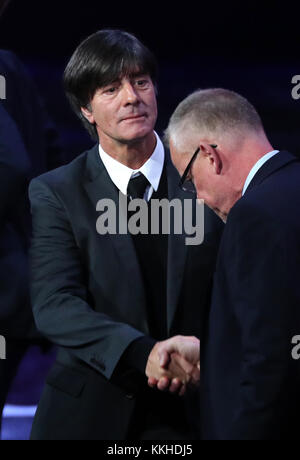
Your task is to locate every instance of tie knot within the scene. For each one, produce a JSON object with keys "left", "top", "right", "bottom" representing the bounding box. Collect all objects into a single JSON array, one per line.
[{"left": 127, "top": 173, "right": 150, "bottom": 200}]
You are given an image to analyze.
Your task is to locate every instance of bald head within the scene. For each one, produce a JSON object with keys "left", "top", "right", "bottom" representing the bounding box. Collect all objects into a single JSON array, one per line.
[
  {"left": 165, "top": 88, "right": 266, "bottom": 152},
  {"left": 166, "top": 88, "right": 274, "bottom": 222}
]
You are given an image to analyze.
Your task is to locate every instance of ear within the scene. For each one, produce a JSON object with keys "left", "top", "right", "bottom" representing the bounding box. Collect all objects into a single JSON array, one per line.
[
  {"left": 200, "top": 143, "right": 222, "bottom": 175},
  {"left": 81, "top": 106, "right": 95, "bottom": 125}
]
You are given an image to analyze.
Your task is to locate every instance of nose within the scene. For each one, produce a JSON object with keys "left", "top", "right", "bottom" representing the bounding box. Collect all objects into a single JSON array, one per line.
[{"left": 123, "top": 82, "right": 139, "bottom": 105}]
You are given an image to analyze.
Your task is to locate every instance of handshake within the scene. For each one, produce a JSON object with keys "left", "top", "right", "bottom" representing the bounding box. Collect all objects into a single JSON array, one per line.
[{"left": 145, "top": 336, "right": 200, "bottom": 396}]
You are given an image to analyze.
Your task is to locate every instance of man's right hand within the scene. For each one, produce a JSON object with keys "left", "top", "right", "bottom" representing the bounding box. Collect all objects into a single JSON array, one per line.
[{"left": 146, "top": 336, "right": 200, "bottom": 396}]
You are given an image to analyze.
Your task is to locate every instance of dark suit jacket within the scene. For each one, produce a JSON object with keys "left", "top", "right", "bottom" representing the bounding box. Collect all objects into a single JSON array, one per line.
[
  {"left": 200, "top": 151, "right": 300, "bottom": 440},
  {"left": 0, "top": 50, "right": 61, "bottom": 339},
  {"left": 29, "top": 143, "right": 223, "bottom": 440}
]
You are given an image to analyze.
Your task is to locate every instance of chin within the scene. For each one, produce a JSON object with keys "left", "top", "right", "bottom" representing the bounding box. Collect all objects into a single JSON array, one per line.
[{"left": 121, "top": 126, "right": 154, "bottom": 143}]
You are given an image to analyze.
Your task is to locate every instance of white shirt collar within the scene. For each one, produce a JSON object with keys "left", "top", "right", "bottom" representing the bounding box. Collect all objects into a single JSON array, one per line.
[
  {"left": 99, "top": 132, "right": 165, "bottom": 199},
  {"left": 242, "top": 150, "right": 280, "bottom": 196}
]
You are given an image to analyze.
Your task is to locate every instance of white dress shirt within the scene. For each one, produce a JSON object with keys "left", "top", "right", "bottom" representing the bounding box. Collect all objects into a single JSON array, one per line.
[
  {"left": 99, "top": 132, "right": 165, "bottom": 202},
  {"left": 242, "top": 150, "right": 280, "bottom": 196}
]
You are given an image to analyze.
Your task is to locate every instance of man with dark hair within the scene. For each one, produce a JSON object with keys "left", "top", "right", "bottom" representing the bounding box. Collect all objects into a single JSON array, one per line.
[
  {"left": 29, "top": 30, "right": 223, "bottom": 440},
  {"left": 164, "top": 88, "right": 300, "bottom": 439},
  {"left": 0, "top": 0, "right": 62, "bottom": 438},
  {"left": 64, "top": 29, "right": 159, "bottom": 142}
]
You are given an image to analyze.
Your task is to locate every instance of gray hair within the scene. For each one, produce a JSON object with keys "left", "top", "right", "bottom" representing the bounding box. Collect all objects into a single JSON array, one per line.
[{"left": 165, "top": 88, "right": 264, "bottom": 149}]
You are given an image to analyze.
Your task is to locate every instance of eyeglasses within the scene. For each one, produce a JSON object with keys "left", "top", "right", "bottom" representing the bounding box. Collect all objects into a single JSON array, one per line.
[{"left": 179, "top": 144, "right": 218, "bottom": 193}]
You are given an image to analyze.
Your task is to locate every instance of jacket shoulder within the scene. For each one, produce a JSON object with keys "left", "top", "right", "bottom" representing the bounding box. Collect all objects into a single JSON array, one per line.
[
  {"left": 0, "top": 50, "right": 28, "bottom": 75},
  {"left": 30, "top": 147, "right": 94, "bottom": 190},
  {"left": 0, "top": 49, "right": 17, "bottom": 65}
]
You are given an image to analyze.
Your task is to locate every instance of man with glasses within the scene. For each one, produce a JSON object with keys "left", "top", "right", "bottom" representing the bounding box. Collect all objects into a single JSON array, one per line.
[
  {"left": 29, "top": 30, "right": 223, "bottom": 440},
  {"left": 179, "top": 145, "right": 217, "bottom": 194},
  {"left": 162, "top": 87, "right": 300, "bottom": 439}
]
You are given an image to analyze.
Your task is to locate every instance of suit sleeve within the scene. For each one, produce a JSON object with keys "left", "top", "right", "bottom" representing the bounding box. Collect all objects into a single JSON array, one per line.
[
  {"left": 29, "top": 177, "right": 150, "bottom": 380},
  {"left": 226, "top": 202, "right": 300, "bottom": 440}
]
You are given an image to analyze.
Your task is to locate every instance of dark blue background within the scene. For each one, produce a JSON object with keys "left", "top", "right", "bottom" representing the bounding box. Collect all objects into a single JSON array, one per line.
[
  {"left": 0, "top": 0, "right": 299, "bottom": 439},
  {"left": 0, "top": 0, "right": 299, "bottom": 160}
]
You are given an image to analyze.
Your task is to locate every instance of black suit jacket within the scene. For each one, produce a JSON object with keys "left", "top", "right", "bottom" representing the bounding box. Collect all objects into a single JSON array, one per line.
[
  {"left": 0, "top": 51, "right": 61, "bottom": 338},
  {"left": 29, "top": 143, "right": 223, "bottom": 440},
  {"left": 200, "top": 151, "right": 300, "bottom": 440}
]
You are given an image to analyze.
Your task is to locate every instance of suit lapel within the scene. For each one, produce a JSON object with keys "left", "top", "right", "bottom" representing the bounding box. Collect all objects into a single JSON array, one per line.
[
  {"left": 82, "top": 145, "right": 148, "bottom": 333},
  {"left": 166, "top": 154, "right": 189, "bottom": 334}
]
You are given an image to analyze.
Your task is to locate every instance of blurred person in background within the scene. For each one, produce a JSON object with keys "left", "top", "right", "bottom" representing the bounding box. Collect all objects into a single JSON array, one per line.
[{"left": 0, "top": 0, "right": 63, "bottom": 437}]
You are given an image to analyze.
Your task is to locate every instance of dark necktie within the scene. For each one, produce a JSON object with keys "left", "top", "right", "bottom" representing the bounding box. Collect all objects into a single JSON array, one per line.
[{"left": 127, "top": 173, "right": 150, "bottom": 201}]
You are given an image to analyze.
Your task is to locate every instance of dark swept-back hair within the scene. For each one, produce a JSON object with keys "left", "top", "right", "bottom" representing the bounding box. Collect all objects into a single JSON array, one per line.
[{"left": 63, "top": 29, "right": 158, "bottom": 140}]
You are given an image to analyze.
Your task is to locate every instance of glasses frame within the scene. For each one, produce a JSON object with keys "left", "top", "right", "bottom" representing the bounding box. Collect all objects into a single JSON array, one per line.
[{"left": 179, "top": 144, "right": 218, "bottom": 193}]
